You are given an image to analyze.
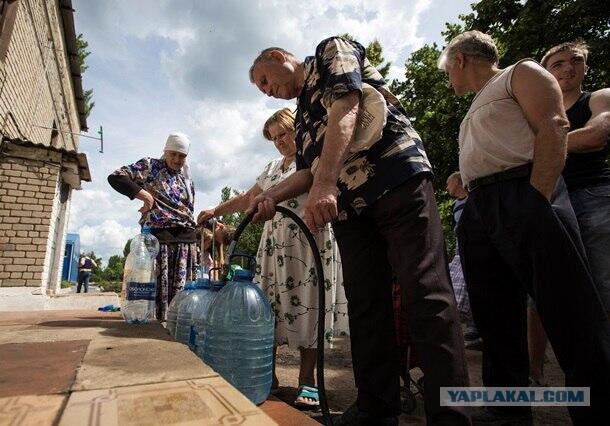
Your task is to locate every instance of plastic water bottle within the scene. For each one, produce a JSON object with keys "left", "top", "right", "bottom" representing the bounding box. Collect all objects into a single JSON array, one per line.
[
  {"left": 202, "top": 267, "right": 274, "bottom": 405},
  {"left": 129, "top": 226, "right": 160, "bottom": 259},
  {"left": 122, "top": 231, "right": 158, "bottom": 324},
  {"left": 175, "top": 278, "right": 214, "bottom": 347},
  {"left": 166, "top": 279, "right": 201, "bottom": 337}
]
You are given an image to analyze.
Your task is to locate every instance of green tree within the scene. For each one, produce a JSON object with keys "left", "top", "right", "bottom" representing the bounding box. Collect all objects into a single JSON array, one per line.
[
  {"left": 103, "top": 255, "right": 125, "bottom": 281},
  {"left": 338, "top": 33, "right": 392, "bottom": 79},
  {"left": 217, "top": 186, "right": 264, "bottom": 258},
  {"left": 366, "top": 39, "right": 391, "bottom": 79},
  {"left": 76, "top": 34, "right": 95, "bottom": 117}
]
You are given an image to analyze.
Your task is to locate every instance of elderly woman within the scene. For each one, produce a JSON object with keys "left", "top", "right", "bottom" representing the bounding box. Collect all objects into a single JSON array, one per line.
[
  {"left": 108, "top": 133, "right": 197, "bottom": 321},
  {"left": 198, "top": 108, "right": 348, "bottom": 407}
]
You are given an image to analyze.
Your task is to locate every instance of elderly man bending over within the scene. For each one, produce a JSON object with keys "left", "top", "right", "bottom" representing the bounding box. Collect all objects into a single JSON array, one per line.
[{"left": 247, "top": 37, "right": 470, "bottom": 426}]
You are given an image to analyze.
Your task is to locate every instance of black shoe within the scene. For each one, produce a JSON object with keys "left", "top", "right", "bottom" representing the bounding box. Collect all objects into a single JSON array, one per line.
[
  {"left": 472, "top": 407, "right": 532, "bottom": 425},
  {"left": 334, "top": 403, "right": 398, "bottom": 426}
]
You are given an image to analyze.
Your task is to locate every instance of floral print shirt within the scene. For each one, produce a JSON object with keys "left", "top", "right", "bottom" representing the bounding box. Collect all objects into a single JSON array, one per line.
[
  {"left": 295, "top": 37, "right": 432, "bottom": 220},
  {"left": 110, "top": 158, "right": 195, "bottom": 229}
]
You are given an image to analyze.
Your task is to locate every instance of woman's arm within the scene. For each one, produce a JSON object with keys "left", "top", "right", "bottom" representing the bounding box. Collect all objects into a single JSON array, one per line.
[
  {"left": 197, "top": 183, "right": 263, "bottom": 224},
  {"left": 107, "top": 158, "right": 152, "bottom": 199},
  {"left": 108, "top": 158, "right": 157, "bottom": 213}
]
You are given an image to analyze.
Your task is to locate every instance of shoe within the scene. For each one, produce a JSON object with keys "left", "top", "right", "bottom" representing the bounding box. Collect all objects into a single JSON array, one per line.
[
  {"left": 334, "top": 403, "right": 398, "bottom": 426},
  {"left": 472, "top": 407, "right": 532, "bottom": 425},
  {"left": 294, "top": 385, "right": 319, "bottom": 408}
]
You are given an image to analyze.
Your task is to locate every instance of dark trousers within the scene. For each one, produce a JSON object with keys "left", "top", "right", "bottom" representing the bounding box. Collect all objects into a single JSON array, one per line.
[
  {"left": 457, "top": 175, "right": 610, "bottom": 424},
  {"left": 333, "top": 174, "right": 470, "bottom": 424},
  {"left": 77, "top": 271, "right": 91, "bottom": 293}
]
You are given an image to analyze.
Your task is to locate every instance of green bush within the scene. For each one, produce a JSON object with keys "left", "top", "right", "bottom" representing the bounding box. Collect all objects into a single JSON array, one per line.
[
  {"left": 61, "top": 280, "right": 73, "bottom": 289},
  {"left": 436, "top": 191, "right": 457, "bottom": 259}
]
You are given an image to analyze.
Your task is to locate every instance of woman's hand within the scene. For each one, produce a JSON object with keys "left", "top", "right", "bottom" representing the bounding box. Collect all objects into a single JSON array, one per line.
[
  {"left": 197, "top": 208, "right": 216, "bottom": 225},
  {"left": 135, "top": 189, "right": 155, "bottom": 213}
]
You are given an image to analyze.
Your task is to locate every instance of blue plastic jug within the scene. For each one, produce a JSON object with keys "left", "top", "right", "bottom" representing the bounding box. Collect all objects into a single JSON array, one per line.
[
  {"left": 174, "top": 278, "right": 212, "bottom": 345},
  {"left": 191, "top": 278, "right": 224, "bottom": 354},
  {"left": 166, "top": 280, "right": 199, "bottom": 337},
  {"left": 202, "top": 257, "right": 274, "bottom": 405}
]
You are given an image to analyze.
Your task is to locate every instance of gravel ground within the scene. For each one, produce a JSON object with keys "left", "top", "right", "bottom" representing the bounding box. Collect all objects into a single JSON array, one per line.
[{"left": 273, "top": 335, "right": 571, "bottom": 425}]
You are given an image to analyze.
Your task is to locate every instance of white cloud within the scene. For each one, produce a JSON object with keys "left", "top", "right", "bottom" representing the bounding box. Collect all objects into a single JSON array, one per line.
[{"left": 74, "top": 220, "right": 140, "bottom": 263}]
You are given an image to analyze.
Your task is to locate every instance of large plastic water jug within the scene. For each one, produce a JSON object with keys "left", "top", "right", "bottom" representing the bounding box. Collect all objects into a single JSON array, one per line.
[
  {"left": 175, "top": 277, "right": 215, "bottom": 347},
  {"left": 193, "top": 278, "right": 224, "bottom": 357},
  {"left": 202, "top": 259, "right": 274, "bottom": 405},
  {"left": 166, "top": 280, "right": 198, "bottom": 337},
  {"left": 122, "top": 228, "right": 158, "bottom": 324}
]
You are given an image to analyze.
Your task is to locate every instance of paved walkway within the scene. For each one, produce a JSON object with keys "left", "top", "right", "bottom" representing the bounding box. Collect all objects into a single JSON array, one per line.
[{"left": 0, "top": 310, "right": 316, "bottom": 425}]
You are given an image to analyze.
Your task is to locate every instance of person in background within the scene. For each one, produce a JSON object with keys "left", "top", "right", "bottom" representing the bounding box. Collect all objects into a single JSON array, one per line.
[
  {"left": 541, "top": 40, "right": 610, "bottom": 316},
  {"left": 440, "top": 30, "right": 610, "bottom": 424},
  {"left": 77, "top": 254, "right": 97, "bottom": 293},
  {"left": 446, "top": 172, "right": 481, "bottom": 348},
  {"left": 198, "top": 108, "right": 348, "bottom": 408},
  {"left": 108, "top": 133, "right": 197, "bottom": 321},
  {"left": 525, "top": 39, "right": 610, "bottom": 389}
]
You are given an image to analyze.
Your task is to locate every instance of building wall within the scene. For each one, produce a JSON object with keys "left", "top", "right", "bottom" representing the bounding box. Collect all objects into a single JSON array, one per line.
[
  {"left": 0, "top": 1, "right": 83, "bottom": 293},
  {"left": 0, "top": 145, "right": 61, "bottom": 288},
  {"left": 0, "top": 0, "right": 80, "bottom": 149}
]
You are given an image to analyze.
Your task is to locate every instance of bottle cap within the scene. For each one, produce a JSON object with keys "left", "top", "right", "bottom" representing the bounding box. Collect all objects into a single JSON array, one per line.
[
  {"left": 142, "top": 226, "right": 152, "bottom": 235},
  {"left": 194, "top": 277, "right": 211, "bottom": 289},
  {"left": 232, "top": 269, "right": 253, "bottom": 282},
  {"left": 183, "top": 282, "right": 197, "bottom": 290}
]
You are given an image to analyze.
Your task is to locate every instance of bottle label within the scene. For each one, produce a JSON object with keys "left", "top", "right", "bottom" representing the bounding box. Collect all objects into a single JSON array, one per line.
[{"left": 126, "top": 282, "right": 156, "bottom": 301}]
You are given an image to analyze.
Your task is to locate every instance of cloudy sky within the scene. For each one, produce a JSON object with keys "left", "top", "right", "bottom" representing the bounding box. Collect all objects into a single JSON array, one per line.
[{"left": 69, "top": 0, "right": 474, "bottom": 262}]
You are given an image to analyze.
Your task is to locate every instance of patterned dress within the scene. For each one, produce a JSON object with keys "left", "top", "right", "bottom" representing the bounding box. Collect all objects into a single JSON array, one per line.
[
  {"left": 254, "top": 158, "right": 349, "bottom": 349},
  {"left": 109, "top": 158, "right": 197, "bottom": 321}
]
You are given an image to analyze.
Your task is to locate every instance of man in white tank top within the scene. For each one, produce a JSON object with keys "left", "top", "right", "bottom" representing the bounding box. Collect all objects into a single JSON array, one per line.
[{"left": 439, "top": 30, "right": 610, "bottom": 425}]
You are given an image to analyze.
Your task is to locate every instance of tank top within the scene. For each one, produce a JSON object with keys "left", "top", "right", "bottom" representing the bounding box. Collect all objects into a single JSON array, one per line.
[
  {"left": 562, "top": 91, "right": 610, "bottom": 190},
  {"left": 458, "top": 59, "right": 536, "bottom": 186}
]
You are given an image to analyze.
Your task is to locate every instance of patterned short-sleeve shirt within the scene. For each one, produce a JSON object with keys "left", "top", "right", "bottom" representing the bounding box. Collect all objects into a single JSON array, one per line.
[{"left": 295, "top": 37, "right": 432, "bottom": 219}]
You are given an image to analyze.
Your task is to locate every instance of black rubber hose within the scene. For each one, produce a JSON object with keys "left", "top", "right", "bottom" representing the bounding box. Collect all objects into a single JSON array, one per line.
[{"left": 228, "top": 207, "right": 333, "bottom": 426}]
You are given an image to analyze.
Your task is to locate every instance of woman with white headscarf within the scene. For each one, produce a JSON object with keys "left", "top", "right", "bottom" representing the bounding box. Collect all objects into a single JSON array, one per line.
[{"left": 108, "top": 133, "right": 197, "bottom": 321}]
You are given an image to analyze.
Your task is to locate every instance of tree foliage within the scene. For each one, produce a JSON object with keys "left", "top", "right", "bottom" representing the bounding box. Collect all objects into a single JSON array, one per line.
[
  {"left": 338, "top": 33, "right": 392, "bottom": 79},
  {"left": 217, "top": 186, "right": 264, "bottom": 258},
  {"left": 76, "top": 34, "right": 95, "bottom": 117},
  {"left": 86, "top": 251, "right": 125, "bottom": 284}
]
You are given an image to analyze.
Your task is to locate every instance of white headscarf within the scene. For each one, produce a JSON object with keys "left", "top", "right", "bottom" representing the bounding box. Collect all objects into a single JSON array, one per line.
[{"left": 161, "top": 132, "right": 194, "bottom": 203}]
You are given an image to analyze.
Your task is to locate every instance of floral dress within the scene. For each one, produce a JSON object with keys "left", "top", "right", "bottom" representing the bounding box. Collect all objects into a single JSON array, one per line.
[
  {"left": 254, "top": 158, "right": 349, "bottom": 349},
  {"left": 109, "top": 158, "right": 197, "bottom": 321}
]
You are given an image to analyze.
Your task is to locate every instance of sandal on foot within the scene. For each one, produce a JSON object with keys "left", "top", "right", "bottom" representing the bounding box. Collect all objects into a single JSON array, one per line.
[{"left": 294, "top": 385, "right": 320, "bottom": 407}]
